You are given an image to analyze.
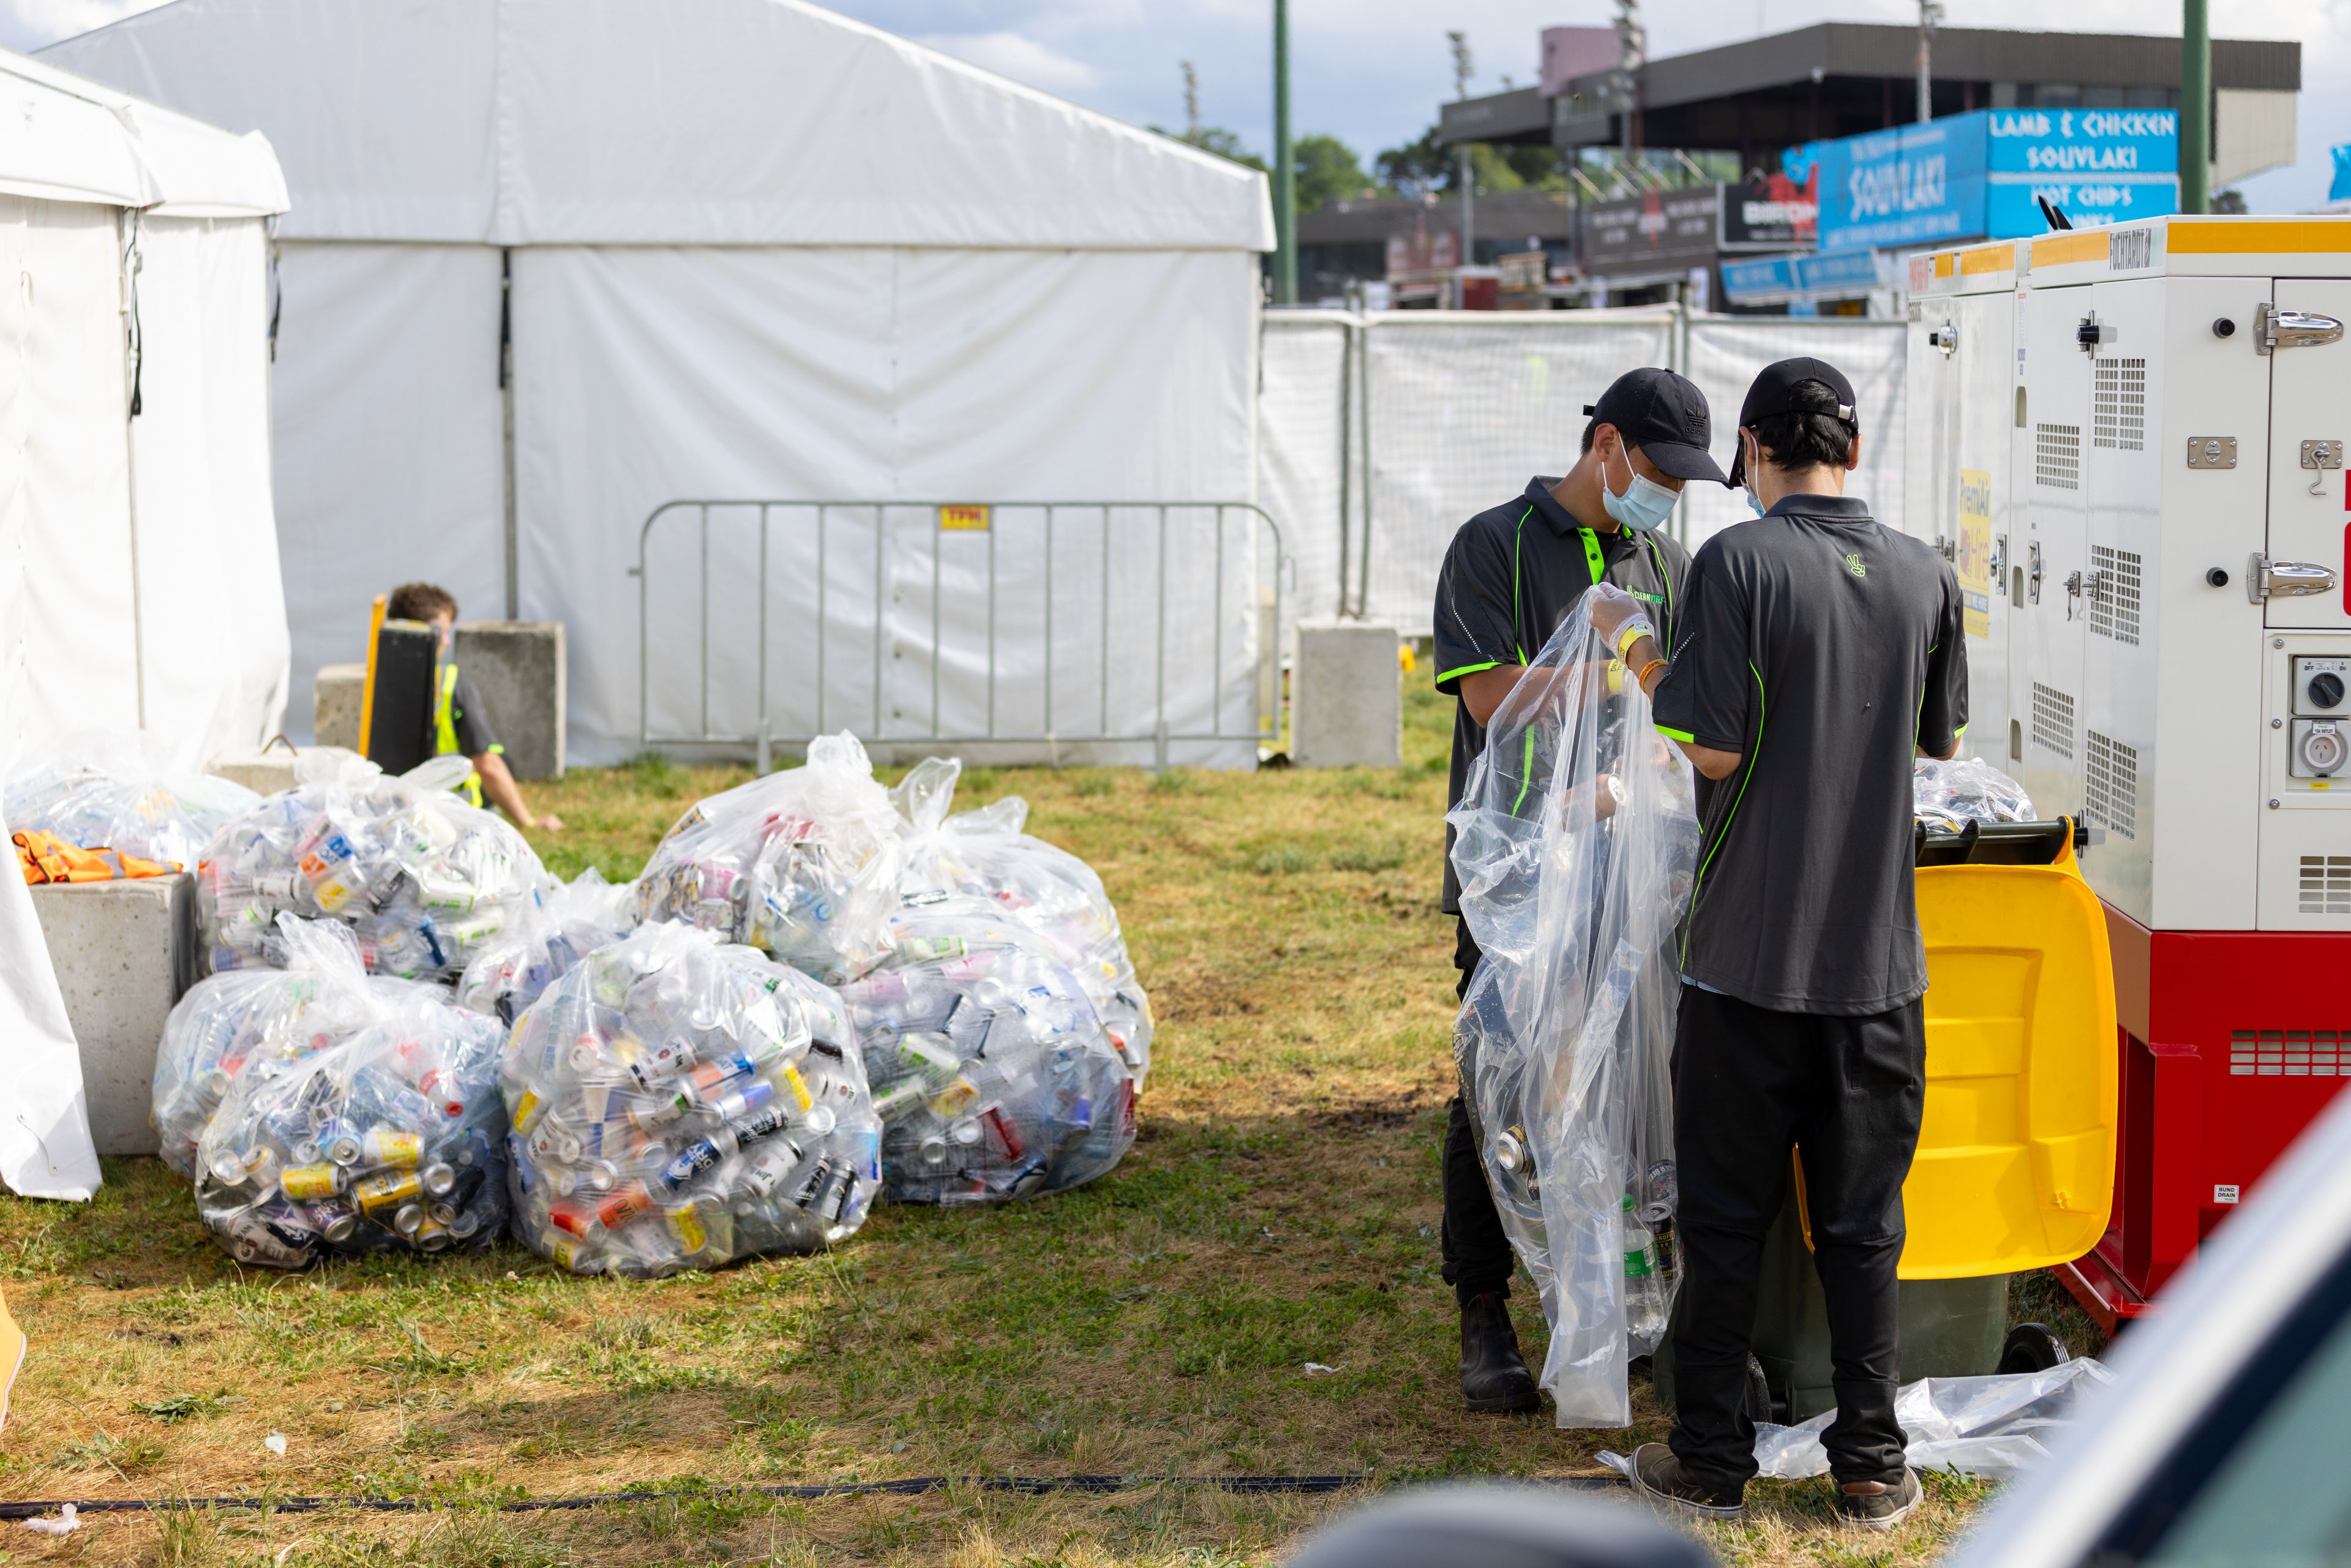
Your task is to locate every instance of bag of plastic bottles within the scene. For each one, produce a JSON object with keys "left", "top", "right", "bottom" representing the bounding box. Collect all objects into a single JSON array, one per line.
[
  {"left": 4, "top": 730, "right": 260, "bottom": 871},
  {"left": 197, "top": 751, "right": 553, "bottom": 982},
  {"left": 1449, "top": 599, "right": 1701, "bottom": 1428},
  {"left": 456, "top": 867, "right": 639, "bottom": 1024},
  {"left": 175, "top": 917, "right": 511, "bottom": 1267},
  {"left": 839, "top": 895, "right": 1138, "bottom": 1206},
  {"left": 890, "top": 757, "right": 1153, "bottom": 1081},
  {"left": 636, "top": 733, "right": 902, "bottom": 985},
  {"left": 1913, "top": 756, "right": 2036, "bottom": 830},
  {"left": 501, "top": 921, "right": 882, "bottom": 1276}
]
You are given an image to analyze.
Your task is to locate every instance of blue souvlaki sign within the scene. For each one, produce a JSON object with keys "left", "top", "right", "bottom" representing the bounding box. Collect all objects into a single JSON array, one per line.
[{"left": 1787, "top": 108, "right": 2177, "bottom": 252}]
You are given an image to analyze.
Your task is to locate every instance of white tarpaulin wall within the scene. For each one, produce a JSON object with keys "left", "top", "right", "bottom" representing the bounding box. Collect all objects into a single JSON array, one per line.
[
  {"left": 1359, "top": 311, "right": 1678, "bottom": 631},
  {"left": 0, "top": 49, "right": 288, "bottom": 1199},
  {"left": 44, "top": 0, "right": 1274, "bottom": 766},
  {"left": 1259, "top": 313, "right": 1353, "bottom": 626},
  {"left": 1682, "top": 317, "right": 1908, "bottom": 552}
]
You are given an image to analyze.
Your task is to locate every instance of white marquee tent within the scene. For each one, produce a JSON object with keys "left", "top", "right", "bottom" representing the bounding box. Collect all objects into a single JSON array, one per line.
[
  {"left": 44, "top": 0, "right": 1277, "bottom": 767},
  {"left": 0, "top": 47, "right": 288, "bottom": 1198}
]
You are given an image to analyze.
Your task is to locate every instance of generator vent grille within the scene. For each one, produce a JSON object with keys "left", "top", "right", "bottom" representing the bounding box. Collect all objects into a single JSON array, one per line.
[
  {"left": 2093, "top": 359, "right": 2147, "bottom": 450},
  {"left": 2301, "top": 854, "right": 2351, "bottom": 916},
  {"left": 2230, "top": 1030, "right": 2349, "bottom": 1077},
  {"left": 2084, "top": 730, "right": 2138, "bottom": 839},
  {"left": 2034, "top": 423, "right": 2082, "bottom": 488},
  {"left": 2030, "top": 682, "right": 2075, "bottom": 760},
  {"left": 2089, "top": 545, "right": 2143, "bottom": 643}
]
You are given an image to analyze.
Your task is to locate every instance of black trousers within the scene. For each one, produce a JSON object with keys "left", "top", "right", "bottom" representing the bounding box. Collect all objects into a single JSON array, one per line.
[
  {"left": 1441, "top": 920, "right": 1519, "bottom": 1306},
  {"left": 1667, "top": 983, "right": 1927, "bottom": 1495}
]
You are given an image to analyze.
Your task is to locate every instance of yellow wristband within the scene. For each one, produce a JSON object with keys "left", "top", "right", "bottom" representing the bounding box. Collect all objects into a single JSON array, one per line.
[{"left": 1613, "top": 620, "right": 1654, "bottom": 661}]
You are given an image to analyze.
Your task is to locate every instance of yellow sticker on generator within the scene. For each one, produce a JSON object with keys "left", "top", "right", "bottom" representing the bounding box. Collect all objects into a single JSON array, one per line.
[
  {"left": 939, "top": 505, "right": 990, "bottom": 532},
  {"left": 1957, "top": 469, "right": 1993, "bottom": 640}
]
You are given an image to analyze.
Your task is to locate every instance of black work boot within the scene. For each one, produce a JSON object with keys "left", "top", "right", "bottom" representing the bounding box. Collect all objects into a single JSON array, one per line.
[{"left": 1458, "top": 1292, "right": 1540, "bottom": 1412}]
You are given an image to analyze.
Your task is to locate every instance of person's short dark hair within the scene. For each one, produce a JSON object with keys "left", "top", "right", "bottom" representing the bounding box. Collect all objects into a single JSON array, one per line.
[
  {"left": 388, "top": 582, "right": 457, "bottom": 623},
  {"left": 1750, "top": 379, "right": 1856, "bottom": 472},
  {"left": 1580, "top": 416, "right": 1598, "bottom": 454}
]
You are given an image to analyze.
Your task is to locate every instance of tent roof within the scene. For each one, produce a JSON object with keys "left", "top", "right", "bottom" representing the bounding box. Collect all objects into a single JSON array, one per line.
[
  {"left": 0, "top": 48, "right": 287, "bottom": 216},
  {"left": 37, "top": 0, "right": 1274, "bottom": 250}
]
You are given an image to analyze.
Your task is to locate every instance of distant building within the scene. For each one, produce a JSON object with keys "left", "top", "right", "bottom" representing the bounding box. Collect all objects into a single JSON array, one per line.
[{"left": 1295, "top": 190, "right": 1572, "bottom": 302}]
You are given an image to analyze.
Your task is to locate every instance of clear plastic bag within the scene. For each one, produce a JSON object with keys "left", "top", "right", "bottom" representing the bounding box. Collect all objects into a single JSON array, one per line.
[
  {"left": 197, "top": 751, "right": 554, "bottom": 982},
  {"left": 500, "top": 921, "right": 882, "bottom": 1275},
  {"left": 5, "top": 730, "right": 261, "bottom": 870},
  {"left": 636, "top": 733, "right": 902, "bottom": 985},
  {"left": 175, "top": 917, "right": 511, "bottom": 1267},
  {"left": 1746, "top": 1359, "right": 2113, "bottom": 1479},
  {"left": 838, "top": 895, "right": 1138, "bottom": 1205},
  {"left": 1448, "top": 603, "right": 1701, "bottom": 1428},
  {"left": 456, "top": 867, "right": 640, "bottom": 1024},
  {"left": 1913, "top": 756, "right": 2035, "bottom": 830},
  {"left": 891, "top": 757, "right": 1153, "bottom": 1081}
]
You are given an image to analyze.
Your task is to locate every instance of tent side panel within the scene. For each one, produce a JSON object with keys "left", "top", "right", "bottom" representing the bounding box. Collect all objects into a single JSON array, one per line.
[
  {"left": 129, "top": 215, "right": 288, "bottom": 769},
  {"left": 269, "top": 241, "right": 505, "bottom": 741},
  {"left": 511, "top": 245, "right": 1261, "bottom": 766}
]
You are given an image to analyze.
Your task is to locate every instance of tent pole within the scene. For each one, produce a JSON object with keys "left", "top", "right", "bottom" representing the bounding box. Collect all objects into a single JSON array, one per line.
[
  {"left": 1272, "top": 0, "right": 1295, "bottom": 306},
  {"left": 500, "top": 247, "right": 519, "bottom": 618}
]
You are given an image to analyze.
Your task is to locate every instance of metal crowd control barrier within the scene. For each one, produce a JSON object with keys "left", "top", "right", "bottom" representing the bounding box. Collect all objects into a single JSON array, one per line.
[{"left": 634, "top": 500, "right": 1288, "bottom": 773}]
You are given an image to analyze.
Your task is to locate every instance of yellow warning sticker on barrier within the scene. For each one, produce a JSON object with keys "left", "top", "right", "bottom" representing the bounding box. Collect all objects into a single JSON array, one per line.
[{"left": 939, "top": 505, "right": 990, "bottom": 532}]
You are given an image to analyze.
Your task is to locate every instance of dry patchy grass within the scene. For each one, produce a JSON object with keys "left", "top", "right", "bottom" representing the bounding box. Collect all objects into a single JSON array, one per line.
[{"left": 0, "top": 684, "right": 2036, "bottom": 1564}]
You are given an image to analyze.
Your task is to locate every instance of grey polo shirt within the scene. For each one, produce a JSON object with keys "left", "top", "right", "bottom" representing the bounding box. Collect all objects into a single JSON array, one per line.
[{"left": 1651, "top": 494, "right": 1967, "bottom": 1016}]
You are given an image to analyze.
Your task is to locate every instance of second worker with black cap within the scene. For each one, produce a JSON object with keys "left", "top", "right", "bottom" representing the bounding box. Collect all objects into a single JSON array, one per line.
[
  {"left": 1430, "top": 364, "right": 1724, "bottom": 1412},
  {"left": 1589, "top": 356, "right": 1967, "bottom": 1531}
]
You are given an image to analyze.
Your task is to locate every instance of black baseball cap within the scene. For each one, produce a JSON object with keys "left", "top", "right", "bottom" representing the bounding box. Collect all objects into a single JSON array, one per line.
[
  {"left": 1582, "top": 367, "right": 1727, "bottom": 486},
  {"left": 1730, "top": 357, "right": 1859, "bottom": 486}
]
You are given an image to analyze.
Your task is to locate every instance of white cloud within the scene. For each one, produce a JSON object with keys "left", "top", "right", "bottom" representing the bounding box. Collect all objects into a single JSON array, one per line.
[
  {"left": 914, "top": 28, "right": 1098, "bottom": 94},
  {"left": 0, "top": 0, "right": 163, "bottom": 53}
]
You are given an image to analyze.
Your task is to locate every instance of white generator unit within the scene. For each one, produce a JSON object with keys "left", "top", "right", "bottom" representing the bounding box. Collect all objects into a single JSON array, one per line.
[{"left": 1905, "top": 215, "right": 2351, "bottom": 1330}]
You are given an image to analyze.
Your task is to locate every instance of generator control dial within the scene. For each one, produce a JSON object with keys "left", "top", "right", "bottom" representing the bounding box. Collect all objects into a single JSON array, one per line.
[{"left": 2296, "top": 656, "right": 2351, "bottom": 716}]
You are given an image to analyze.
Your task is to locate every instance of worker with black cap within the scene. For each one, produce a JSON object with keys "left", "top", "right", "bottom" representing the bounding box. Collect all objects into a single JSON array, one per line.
[
  {"left": 1589, "top": 357, "right": 1968, "bottom": 1529},
  {"left": 1431, "top": 365, "right": 1725, "bottom": 1412}
]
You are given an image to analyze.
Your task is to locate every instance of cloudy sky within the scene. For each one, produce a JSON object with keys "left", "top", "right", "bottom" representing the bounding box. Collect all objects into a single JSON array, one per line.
[{"left": 4, "top": 0, "right": 2334, "bottom": 209}]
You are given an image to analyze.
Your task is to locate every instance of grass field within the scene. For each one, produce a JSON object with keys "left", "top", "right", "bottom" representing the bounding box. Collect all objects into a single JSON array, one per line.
[{"left": 0, "top": 680, "right": 2099, "bottom": 1566}]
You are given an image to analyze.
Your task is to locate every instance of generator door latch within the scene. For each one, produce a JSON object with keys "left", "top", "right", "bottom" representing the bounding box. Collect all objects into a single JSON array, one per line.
[
  {"left": 2301, "top": 440, "right": 2345, "bottom": 494},
  {"left": 2185, "top": 436, "right": 2237, "bottom": 468},
  {"left": 1928, "top": 323, "right": 1959, "bottom": 356},
  {"left": 2064, "top": 568, "right": 2104, "bottom": 621},
  {"left": 2076, "top": 312, "right": 2116, "bottom": 354},
  {"left": 2255, "top": 303, "right": 2347, "bottom": 354},
  {"left": 2028, "top": 541, "right": 2044, "bottom": 605},
  {"left": 2249, "top": 553, "right": 2340, "bottom": 604},
  {"left": 1990, "top": 533, "right": 2008, "bottom": 575}
]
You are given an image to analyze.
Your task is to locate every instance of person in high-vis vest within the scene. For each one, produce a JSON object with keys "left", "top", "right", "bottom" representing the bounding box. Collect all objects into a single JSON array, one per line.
[
  {"left": 1428, "top": 367, "right": 1715, "bottom": 1414},
  {"left": 385, "top": 583, "right": 564, "bottom": 833}
]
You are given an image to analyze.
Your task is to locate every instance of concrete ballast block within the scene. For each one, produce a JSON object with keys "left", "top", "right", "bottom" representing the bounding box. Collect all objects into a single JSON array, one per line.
[
  {"left": 29, "top": 874, "right": 197, "bottom": 1157},
  {"left": 314, "top": 662, "right": 365, "bottom": 751},
  {"left": 207, "top": 746, "right": 358, "bottom": 796},
  {"left": 1291, "top": 618, "right": 1403, "bottom": 768},
  {"left": 454, "top": 621, "right": 566, "bottom": 779}
]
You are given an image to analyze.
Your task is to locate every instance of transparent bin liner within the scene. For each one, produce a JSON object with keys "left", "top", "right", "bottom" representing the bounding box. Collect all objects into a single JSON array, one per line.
[
  {"left": 1449, "top": 600, "right": 1700, "bottom": 1428},
  {"left": 6, "top": 730, "right": 260, "bottom": 870},
  {"left": 890, "top": 756, "right": 1153, "bottom": 1081},
  {"left": 456, "top": 867, "right": 640, "bottom": 1024},
  {"left": 1913, "top": 756, "right": 2034, "bottom": 830},
  {"left": 636, "top": 733, "right": 902, "bottom": 985},
  {"left": 500, "top": 920, "right": 883, "bottom": 1276},
  {"left": 838, "top": 895, "right": 1138, "bottom": 1206},
  {"left": 178, "top": 917, "right": 511, "bottom": 1267},
  {"left": 197, "top": 751, "right": 554, "bottom": 983},
  {"left": 1599, "top": 1359, "right": 2114, "bottom": 1482}
]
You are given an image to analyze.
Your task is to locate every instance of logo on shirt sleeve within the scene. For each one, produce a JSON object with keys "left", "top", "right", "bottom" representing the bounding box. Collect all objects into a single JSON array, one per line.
[{"left": 1843, "top": 552, "right": 1868, "bottom": 579}]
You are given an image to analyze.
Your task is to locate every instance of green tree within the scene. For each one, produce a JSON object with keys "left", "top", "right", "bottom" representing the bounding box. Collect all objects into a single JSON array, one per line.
[
  {"left": 1374, "top": 126, "right": 1560, "bottom": 197},
  {"left": 1295, "top": 133, "right": 1372, "bottom": 210}
]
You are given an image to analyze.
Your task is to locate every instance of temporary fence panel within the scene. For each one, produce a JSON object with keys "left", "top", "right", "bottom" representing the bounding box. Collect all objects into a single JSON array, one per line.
[
  {"left": 1357, "top": 310, "right": 1678, "bottom": 632},
  {"left": 636, "top": 500, "right": 1278, "bottom": 771},
  {"left": 1682, "top": 315, "right": 1908, "bottom": 551},
  {"left": 124, "top": 215, "right": 289, "bottom": 769},
  {"left": 1258, "top": 311, "right": 1354, "bottom": 625},
  {"left": 271, "top": 241, "right": 506, "bottom": 742},
  {"left": 516, "top": 243, "right": 1261, "bottom": 765}
]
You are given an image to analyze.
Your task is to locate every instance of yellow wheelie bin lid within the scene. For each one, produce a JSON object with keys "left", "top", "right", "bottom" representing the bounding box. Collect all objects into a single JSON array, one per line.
[{"left": 1900, "top": 819, "right": 2118, "bottom": 1278}]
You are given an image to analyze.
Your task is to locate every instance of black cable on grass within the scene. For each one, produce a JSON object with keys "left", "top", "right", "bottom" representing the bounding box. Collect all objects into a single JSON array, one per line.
[{"left": 0, "top": 1473, "right": 1619, "bottom": 1521}]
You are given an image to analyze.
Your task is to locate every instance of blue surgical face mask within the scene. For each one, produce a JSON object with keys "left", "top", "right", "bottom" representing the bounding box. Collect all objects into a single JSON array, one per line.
[
  {"left": 1601, "top": 443, "right": 1680, "bottom": 533},
  {"left": 1740, "top": 432, "right": 1768, "bottom": 517}
]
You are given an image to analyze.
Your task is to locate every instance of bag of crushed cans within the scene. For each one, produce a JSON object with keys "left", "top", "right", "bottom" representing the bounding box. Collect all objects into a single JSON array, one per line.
[
  {"left": 839, "top": 895, "right": 1137, "bottom": 1206},
  {"left": 501, "top": 920, "right": 882, "bottom": 1276},
  {"left": 5, "top": 730, "right": 260, "bottom": 871},
  {"left": 198, "top": 751, "right": 554, "bottom": 981},
  {"left": 891, "top": 758, "right": 1153, "bottom": 1081},
  {"left": 175, "top": 917, "right": 511, "bottom": 1267},
  {"left": 456, "top": 867, "right": 640, "bottom": 1024},
  {"left": 635, "top": 733, "right": 901, "bottom": 985}
]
